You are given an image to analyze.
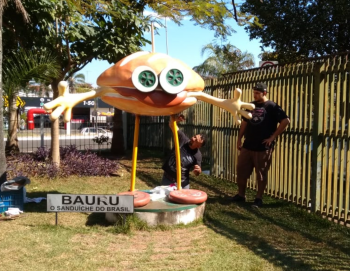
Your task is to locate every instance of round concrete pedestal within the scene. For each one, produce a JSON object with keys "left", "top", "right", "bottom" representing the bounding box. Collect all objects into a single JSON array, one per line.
[{"left": 105, "top": 197, "right": 206, "bottom": 226}]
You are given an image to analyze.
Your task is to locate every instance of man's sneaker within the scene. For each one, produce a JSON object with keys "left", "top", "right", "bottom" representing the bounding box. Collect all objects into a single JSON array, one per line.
[
  {"left": 252, "top": 198, "right": 263, "bottom": 208},
  {"left": 230, "top": 194, "right": 246, "bottom": 202}
]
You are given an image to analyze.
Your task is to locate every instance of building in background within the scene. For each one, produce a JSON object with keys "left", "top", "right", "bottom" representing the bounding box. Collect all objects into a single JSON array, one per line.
[{"left": 20, "top": 97, "right": 114, "bottom": 129}]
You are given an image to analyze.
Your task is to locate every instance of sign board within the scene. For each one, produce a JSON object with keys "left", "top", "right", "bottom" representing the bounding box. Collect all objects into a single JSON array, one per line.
[
  {"left": 47, "top": 194, "right": 134, "bottom": 213},
  {"left": 2, "top": 96, "right": 26, "bottom": 107},
  {"left": 20, "top": 97, "right": 112, "bottom": 109},
  {"left": 259, "top": 61, "right": 278, "bottom": 67},
  {"left": 82, "top": 100, "right": 96, "bottom": 107},
  {"left": 21, "top": 97, "right": 52, "bottom": 107}
]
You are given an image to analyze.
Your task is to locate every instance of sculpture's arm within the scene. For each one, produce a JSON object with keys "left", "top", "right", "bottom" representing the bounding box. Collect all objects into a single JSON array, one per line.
[
  {"left": 187, "top": 88, "right": 255, "bottom": 125},
  {"left": 44, "top": 81, "right": 109, "bottom": 122}
]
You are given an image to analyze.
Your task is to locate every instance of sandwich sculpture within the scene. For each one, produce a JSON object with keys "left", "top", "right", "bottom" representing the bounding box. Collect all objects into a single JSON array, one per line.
[{"left": 45, "top": 51, "right": 255, "bottom": 206}]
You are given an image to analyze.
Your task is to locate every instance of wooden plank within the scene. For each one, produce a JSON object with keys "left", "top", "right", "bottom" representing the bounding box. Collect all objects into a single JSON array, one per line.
[
  {"left": 311, "top": 62, "right": 325, "bottom": 212},
  {"left": 345, "top": 137, "right": 350, "bottom": 224}
]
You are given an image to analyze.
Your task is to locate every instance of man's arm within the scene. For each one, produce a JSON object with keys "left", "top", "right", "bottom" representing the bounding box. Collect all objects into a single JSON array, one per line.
[
  {"left": 263, "top": 118, "right": 290, "bottom": 147},
  {"left": 169, "top": 114, "right": 185, "bottom": 132},
  {"left": 193, "top": 152, "right": 202, "bottom": 176},
  {"left": 237, "top": 120, "right": 248, "bottom": 151}
]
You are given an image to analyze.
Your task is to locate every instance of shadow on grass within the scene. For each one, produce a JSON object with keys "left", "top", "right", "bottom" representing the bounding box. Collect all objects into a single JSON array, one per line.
[
  {"left": 22, "top": 149, "right": 350, "bottom": 270},
  {"left": 86, "top": 212, "right": 112, "bottom": 227},
  {"left": 245, "top": 203, "right": 350, "bottom": 258},
  {"left": 131, "top": 158, "right": 349, "bottom": 270},
  {"left": 132, "top": 164, "right": 350, "bottom": 270},
  {"left": 199, "top": 176, "right": 350, "bottom": 271},
  {"left": 24, "top": 190, "right": 61, "bottom": 213},
  {"left": 136, "top": 171, "right": 163, "bottom": 188}
]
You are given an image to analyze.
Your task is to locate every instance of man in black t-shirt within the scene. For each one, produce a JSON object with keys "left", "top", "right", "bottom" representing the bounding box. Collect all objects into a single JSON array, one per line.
[
  {"left": 162, "top": 115, "right": 206, "bottom": 189},
  {"left": 232, "top": 83, "right": 290, "bottom": 207}
]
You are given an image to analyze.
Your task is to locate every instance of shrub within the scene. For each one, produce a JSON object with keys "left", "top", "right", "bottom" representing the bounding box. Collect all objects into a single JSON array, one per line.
[{"left": 7, "top": 145, "right": 119, "bottom": 179}]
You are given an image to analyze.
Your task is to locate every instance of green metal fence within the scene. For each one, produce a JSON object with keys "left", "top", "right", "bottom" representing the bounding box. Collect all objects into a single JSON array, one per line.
[{"left": 126, "top": 53, "right": 350, "bottom": 227}]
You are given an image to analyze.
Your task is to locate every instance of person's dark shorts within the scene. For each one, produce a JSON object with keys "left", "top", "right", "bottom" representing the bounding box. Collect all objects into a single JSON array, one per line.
[{"left": 236, "top": 147, "right": 274, "bottom": 181}]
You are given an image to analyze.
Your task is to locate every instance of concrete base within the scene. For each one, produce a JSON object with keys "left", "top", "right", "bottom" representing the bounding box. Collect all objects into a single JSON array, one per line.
[{"left": 105, "top": 197, "right": 206, "bottom": 226}]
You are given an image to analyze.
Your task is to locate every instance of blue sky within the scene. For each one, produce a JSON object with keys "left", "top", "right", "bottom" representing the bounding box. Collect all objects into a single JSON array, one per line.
[{"left": 80, "top": 16, "right": 263, "bottom": 87}]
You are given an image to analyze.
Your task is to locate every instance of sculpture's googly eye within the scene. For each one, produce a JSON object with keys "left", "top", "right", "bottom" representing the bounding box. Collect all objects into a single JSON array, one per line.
[
  {"left": 159, "top": 66, "right": 189, "bottom": 94},
  {"left": 132, "top": 66, "right": 158, "bottom": 92}
]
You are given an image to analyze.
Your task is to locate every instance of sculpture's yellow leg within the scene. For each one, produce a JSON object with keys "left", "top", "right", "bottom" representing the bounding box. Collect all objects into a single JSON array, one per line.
[
  {"left": 130, "top": 115, "right": 140, "bottom": 192},
  {"left": 171, "top": 115, "right": 182, "bottom": 190}
]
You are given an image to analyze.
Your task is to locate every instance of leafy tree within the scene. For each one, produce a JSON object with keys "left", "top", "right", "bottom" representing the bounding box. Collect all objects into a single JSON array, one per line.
[
  {"left": 25, "top": 81, "right": 53, "bottom": 97},
  {"left": 122, "top": 0, "right": 258, "bottom": 39},
  {"left": 3, "top": 49, "right": 60, "bottom": 154},
  {"left": 0, "top": 0, "right": 29, "bottom": 183},
  {"left": 75, "top": 83, "right": 94, "bottom": 93},
  {"left": 3, "top": 0, "right": 150, "bottom": 165},
  {"left": 2, "top": 0, "right": 260, "bottom": 166},
  {"left": 258, "top": 51, "right": 279, "bottom": 62},
  {"left": 193, "top": 42, "right": 255, "bottom": 78},
  {"left": 240, "top": 0, "right": 350, "bottom": 64}
]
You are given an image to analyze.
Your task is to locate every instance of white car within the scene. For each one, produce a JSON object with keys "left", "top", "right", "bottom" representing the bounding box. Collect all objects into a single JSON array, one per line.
[{"left": 80, "top": 127, "right": 111, "bottom": 136}]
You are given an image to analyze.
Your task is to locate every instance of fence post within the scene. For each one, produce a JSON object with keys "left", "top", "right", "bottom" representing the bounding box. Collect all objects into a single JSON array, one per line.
[
  {"left": 311, "top": 62, "right": 325, "bottom": 213},
  {"left": 210, "top": 78, "right": 215, "bottom": 174}
]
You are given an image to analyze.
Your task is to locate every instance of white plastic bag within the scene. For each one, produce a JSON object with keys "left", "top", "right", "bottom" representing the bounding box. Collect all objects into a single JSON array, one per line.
[{"left": 149, "top": 185, "right": 177, "bottom": 201}]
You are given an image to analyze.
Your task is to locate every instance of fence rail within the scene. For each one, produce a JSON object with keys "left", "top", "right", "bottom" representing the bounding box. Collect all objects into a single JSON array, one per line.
[{"left": 3, "top": 121, "right": 112, "bottom": 153}]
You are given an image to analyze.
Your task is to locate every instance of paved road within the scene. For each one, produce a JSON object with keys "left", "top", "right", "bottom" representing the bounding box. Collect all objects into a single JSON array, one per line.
[{"left": 5, "top": 128, "right": 112, "bottom": 153}]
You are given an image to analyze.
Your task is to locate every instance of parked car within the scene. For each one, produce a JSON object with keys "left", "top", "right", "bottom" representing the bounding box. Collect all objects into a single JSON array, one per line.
[{"left": 80, "top": 127, "right": 111, "bottom": 136}]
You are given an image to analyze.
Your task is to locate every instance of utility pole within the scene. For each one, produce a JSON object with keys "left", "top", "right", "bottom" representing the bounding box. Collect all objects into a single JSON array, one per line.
[
  {"left": 165, "top": 17, "right": 168, "bottom": 55},
  {"left": 86, "top": 70, "right": 91, "bottom": 84}
]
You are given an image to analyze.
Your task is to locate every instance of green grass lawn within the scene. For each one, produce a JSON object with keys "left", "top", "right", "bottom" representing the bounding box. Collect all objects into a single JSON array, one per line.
[{"left": 1, "top": 148, "right": 349, "bottom": 271}]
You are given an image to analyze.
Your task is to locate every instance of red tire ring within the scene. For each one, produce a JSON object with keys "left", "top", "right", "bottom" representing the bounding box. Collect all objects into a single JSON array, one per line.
[
  {"left": 169, "top": 189, "right": 208, "bottom": 204},
  {"left": 118, "top": 191, "right": 151, "bottom": 207}
]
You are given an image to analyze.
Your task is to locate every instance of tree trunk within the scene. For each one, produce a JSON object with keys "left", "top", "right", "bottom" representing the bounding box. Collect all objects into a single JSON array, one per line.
[
  {"left": 5, "top": 93, "right": 20, "bottom": 154},
  {"left": 50, "top": 79, "right": 61, "bottom": 166},
  {"left": 111, "top": 108, "right": 125, "bottom": 156},
  {"left": 0, "top": 8, "right": 7, "bottom": 183}
]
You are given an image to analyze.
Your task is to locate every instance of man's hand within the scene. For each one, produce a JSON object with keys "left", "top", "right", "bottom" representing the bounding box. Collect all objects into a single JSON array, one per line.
[
  {"left": 237, "top": 138, "right": 242, "bottom": 151},
  {"left": 262, "top": 135, "right": 276, "bottom": 147},
  {"left": 193, "top": 165, "right": 201, "bottom": 176},
  {"left": 176, "top": 114, "right": 185, "bottom": 122},
  {"left": 170, "top": 114, "right": 185, "bottom": 131},
  {"left": 262, "top": 118, "right": 290, "bottom": 147}
]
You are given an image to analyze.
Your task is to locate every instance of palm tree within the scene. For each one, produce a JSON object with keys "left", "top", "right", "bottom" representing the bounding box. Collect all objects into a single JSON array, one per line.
[
  {"left": 0, "top": 0, "right": 29, "bottom": 182},
  {"left": 193, "top": 42, "right": 255, "bottom": 78},
  {"left": 3, "top": 49, "right": 60, "bottom": 154},
  {"left": 68, "top": 73, "right": 85, "bottom": 93}
]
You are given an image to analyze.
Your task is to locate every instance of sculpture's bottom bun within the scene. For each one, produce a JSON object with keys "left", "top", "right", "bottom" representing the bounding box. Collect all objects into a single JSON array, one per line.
[
  {"left": 101, "top": 95, "right": 197, "bottom": 116},
  {"left": 169, "top": 189, "right": 207, "bottom": 204},
  {"left": 118, "top": 191, "right": 150, "bottom": 207}
]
